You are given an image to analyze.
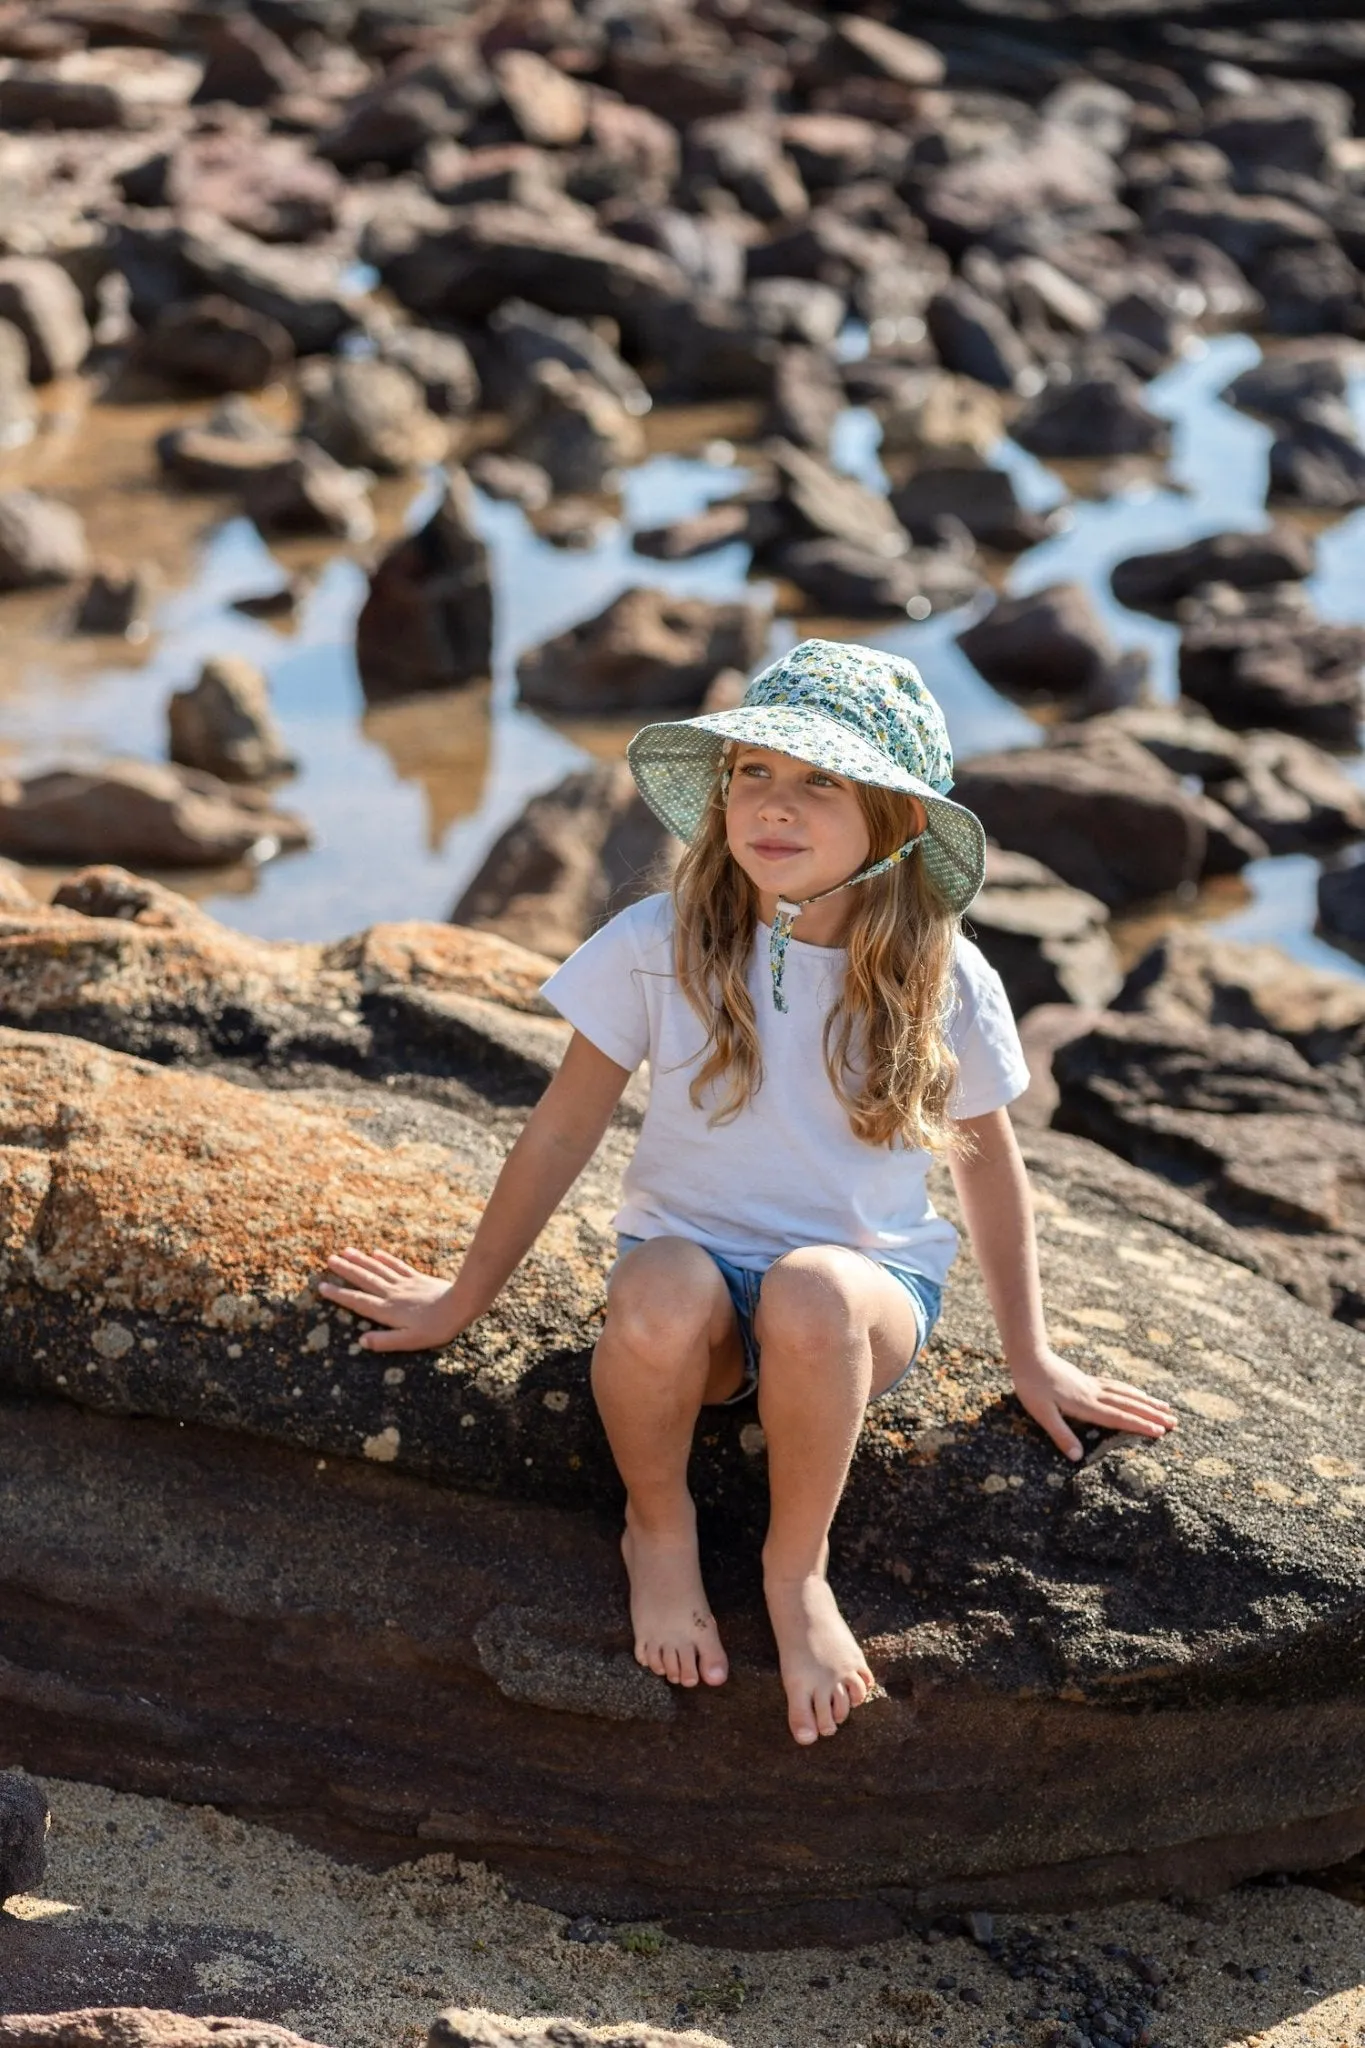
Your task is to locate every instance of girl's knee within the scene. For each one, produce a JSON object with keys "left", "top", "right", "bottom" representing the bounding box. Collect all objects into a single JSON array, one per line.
[
  {"left": 604, "top": 1236, "right": 723, "bottom": 1355},
  {"left": 757, "top": 1248, "right": 864, "bottom": 1354}
]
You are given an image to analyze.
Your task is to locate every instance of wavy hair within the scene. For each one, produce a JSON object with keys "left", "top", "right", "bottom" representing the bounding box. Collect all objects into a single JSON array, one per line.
[{"left": 671, "top": 755, "right": 962, "bottom": 1151}]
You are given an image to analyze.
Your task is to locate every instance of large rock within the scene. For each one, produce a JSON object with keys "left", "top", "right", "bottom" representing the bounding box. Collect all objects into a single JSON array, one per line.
[
  {"left": 1268, "top": 414, "right": 1365, "bottom": 512},
  {"left": 0, "top": 491, "right": 88, "bottom": 589},
  {"left": 132, "top": 296, "right": 294, "bottom": 394},
  {"left": 769, "top": 534, "right": 981, "bottom": 618},
  {"left": 0, "top": 256, "right": 90, "bottom": 382},
  {"left": 925, "top": 280, "right": 1034, "bottom": 392},
  {"left": 241, "top": 442, "right": 375, "bottom": 543},
  {"left": 0, "top": 2018, "right": 327, "bottom": 2048},
  {"left": 1111, "top": 526, "right": 1315, "bottom": 620},
  {"left": 167, "top": 656, "right": 296, "bottom": 785},
  {"left": 506, "top": 359, "right": 646, "bottom": 496},
  {"left": 916, "top": 124, "right": 1121, "bottom": 256},
  {"left": 355, "top": 471, "right": 492, "bottom": 702},
  {"left": 0, "top": 320, "right": 36, "bottom": 453},
  {"left": 968, "top": 847, "right": 1121, "bottom": 1017},
  {"left": 4, "top": 955, "right": 1365, "bottom": 1919},
  {"left": 766, "top": 438, "right": 909, "bottom": 557},
  {"left": 485, "top": 299, "right": 650, "bottom": 418},
  {"left": 1319, "top": 863, "right": 1365, "bottom": 959},
  {"left": 891, "top": 461, "right": 1059, "bottom": 553},
  {"left": 119, "top": 130, "right": 344, "bottom": 245},
  {"left": 516, "top": 587, "right": 769, "bottom": 716},
  {"left": 1221, "top": 343, "right": 1361, "bottom": 429},
  {"left": 115, "top": 217, "right": 356, "bottom": 355},
  {"left": 452, "top": 762, "right": 678, "bottom": 961},
  {"left": 1011, "top": 363, "right": 1168, "bottom": 460},
  {"left": 0, "top": 1772, "right": 47, "bottom": 1904},
  {"left": 1179, "top": 614, "right": 1365, "bottom": 746},
  {"left": 0, "top": 762, "right": 309, "bottom": 868},
  {"left": 956, "top": 583, "right": 1148, "bottom": 718},
  {"left": 298, "top": 355, "right": 449, "bottom": 474}
]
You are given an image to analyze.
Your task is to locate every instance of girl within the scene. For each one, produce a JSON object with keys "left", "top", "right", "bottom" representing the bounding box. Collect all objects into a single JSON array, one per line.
[{"left": 321, "top": 640, "right": 1177, "bottom": 1748}]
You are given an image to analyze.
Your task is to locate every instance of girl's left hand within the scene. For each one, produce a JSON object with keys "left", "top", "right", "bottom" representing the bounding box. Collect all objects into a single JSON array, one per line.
[{"left": 1009, "top": 1347, "right": 1179, "bottom": 1462}]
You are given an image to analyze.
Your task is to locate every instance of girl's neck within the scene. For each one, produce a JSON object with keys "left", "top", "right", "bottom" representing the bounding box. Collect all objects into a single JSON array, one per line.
[{"left": 755, "top": 888, "right": 854, "bottom": 950}]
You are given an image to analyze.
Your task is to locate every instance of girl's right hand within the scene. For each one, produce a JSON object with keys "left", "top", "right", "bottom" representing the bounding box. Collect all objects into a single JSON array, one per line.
[{"left": 319, "top": 1248, "right": 464, "bottom": 1352}]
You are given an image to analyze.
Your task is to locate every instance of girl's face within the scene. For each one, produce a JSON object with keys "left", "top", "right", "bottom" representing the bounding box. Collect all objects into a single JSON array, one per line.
[{"left": 725, "top": 743, "right": 932, "bottom": 920}]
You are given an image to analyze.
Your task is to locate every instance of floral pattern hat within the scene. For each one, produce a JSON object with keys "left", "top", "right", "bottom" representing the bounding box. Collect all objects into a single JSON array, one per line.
[{"left": 627, "top": 638, "right": 987, "bottom": 1012}]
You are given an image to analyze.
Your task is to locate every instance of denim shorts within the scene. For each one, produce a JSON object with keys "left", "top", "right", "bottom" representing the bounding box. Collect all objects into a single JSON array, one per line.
[{"left": 611, "top": 1235, "right": 942, "bottom": 1407}]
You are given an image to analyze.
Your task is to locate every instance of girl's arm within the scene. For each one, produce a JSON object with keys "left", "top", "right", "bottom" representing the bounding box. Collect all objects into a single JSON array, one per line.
[
  {"left": 947, "top": 1107, "right": 1178, "bottom": 1460},
  {"left": 320, "top": 1030, "right": 633, "bottom": 1353}
]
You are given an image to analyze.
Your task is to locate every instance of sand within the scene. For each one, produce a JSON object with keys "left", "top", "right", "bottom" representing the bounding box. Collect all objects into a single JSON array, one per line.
[{"left": 6, "top": 1773, "right": 1365, "bottom": 2048}]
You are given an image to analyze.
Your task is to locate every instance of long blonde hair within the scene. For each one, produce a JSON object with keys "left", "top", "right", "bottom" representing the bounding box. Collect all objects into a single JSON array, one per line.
[{"left": 671, "top": 757, "right": 961, "bottom": 1151}]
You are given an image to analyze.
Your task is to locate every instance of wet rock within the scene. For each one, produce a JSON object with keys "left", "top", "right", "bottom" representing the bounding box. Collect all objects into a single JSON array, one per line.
[
  {"left": 0, "top": 761, "right": 309, "bottom": 867},
  {"left": 0, "top": 319, "right": 36, "bottom": 451},
  {"left": 372, "top": 322, "right": 480, "bottom": 417},
  {"left": 378, "top": 202, "right": 685, "bottom": 335},
  {"left": 192, "top": 12, "right": 313, "bottom": 107},
  {"left": 1149, "top": 230, "right": 1261, "bottom": 331},
  {"left": 916, "top": 123, "right": 1122, "bottom": 257},
  {"left": 1319, "top": 864, "right": 1365, "bottom": 958},
  {"left": 156, "top": 403, "right": 296, "bottom": 491},
  {"left": 632, "top": 500, "right": 750, "bottom": 561},
  {"left": 771, "top": 534, "right": 980, "bottom": 619},
  {"left": 298, "top": 355, "right": 448, "bottom": 474},
  {"left": 0, "top": 490, "right": 89, "bottom": 590},
  {"left": 469, "top": 451, "right": 551, "bottom": 511},
  {"left": 486, "top": 298, "right": 650, "bottom": 419},
  {"left": 952, "top": 733, "right": 1210, "bottom": 911},
  {"left": 0, "top": 48, "right": 200, "bottom": 129},
  {"left": 133, "top": 296, "right": 294, "bottom": 394},
  {"left": 684, "top": 113, "right": 807, "bottom": 224},
  {"left": 529, "top": 498, "right": 611, "bottom": 551},
  {"left": 957, "top": 584, "right": 1148, "bottom": 719},
  {"left": 1256, "top": 242, "right": 1364, "bottom": 339},
  {"left": 506, "top": 358, "right": 645, "bottom": 496},
  {"left": 452, "top": 760, "right": 677, "bottom": 961},
  {"left": 0, "top": 2015, "right": 329, "bottom": 2048},
  {"left": 1179, "top": 615, "right": 1365, "bottom": 745},
  {"left": 120, "top": 130, "right": 345, "bottom": 245},
  {"left": 892, "top": 461, "right": 1061, "bottom": 553},
  {"left": 492, "top": 48, "right": 588, "bottom": 148},
  {"left": 1114, "top": 926, "right": 1365, "bottom": 1064},
  {"left": 168, "top": 655, "right": 296, "bottom": 784},
  {"left": 968, "top": 846, "right": 1121, "bottom": 1016},
  {"left": 925, "top": 280, "right": 1035, "bottom": 392},
  {"left": 0, "top": 1772, "right": 48, "bottom": 1903},
  {"left": 762, "top": 344, "right": 842, "bottom": 453},
  {"left": 1012, "top": 363, "right": 1169, "bottom": 459},
  {"left": 1222, "top": 342, "right": 1362, "bottom": 428},
  {"left": 1111, "top": 526, "right": 1315, "bottom": 620},
  {"left": 73, "top": 563, "right": 149, "bottom": 638},
  {"left": 516, "top": 586, "right": 768, "bottom": 716},
  {"left": 0, "top": 256, "right": 90, "bottom": 383},
  {"left": 355, "top": 470, "right": 492, "bottom": 702},
  {"left": 767, "top": 438, "right": 909, "bottom": 558},
  {"left": 1267, "top": 413, "right": 1365, "bottom": 512},
  {"left": 876, "top": 370, "right": 1005, "bottom": 462},
  {"left": 241, "top": 441, "right": 375, "bottom": 542}
]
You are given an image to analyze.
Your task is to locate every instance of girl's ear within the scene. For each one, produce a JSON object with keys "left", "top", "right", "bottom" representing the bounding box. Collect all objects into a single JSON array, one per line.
[{"left": 719, "top": 767, "right": 732, "bottom": 801}]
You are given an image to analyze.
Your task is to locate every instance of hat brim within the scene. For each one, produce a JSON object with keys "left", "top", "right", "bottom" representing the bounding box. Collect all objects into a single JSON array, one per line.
[{"left": 627, "top": 708, "right": 986, "bottom": 915}]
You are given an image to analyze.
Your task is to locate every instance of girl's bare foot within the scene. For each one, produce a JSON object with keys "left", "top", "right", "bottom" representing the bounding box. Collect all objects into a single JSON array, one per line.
[
  {"left": 621, "top": 1507, "right": 729, "bottom": 1688},
  {"left": 763, "top": 1570, "right": 874, "bottom": 1744}
]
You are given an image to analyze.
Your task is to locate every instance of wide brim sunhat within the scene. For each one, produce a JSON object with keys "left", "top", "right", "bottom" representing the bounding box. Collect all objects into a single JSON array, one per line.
[{"left": 626, "top": 641, "right": 986, "bottom": 918}]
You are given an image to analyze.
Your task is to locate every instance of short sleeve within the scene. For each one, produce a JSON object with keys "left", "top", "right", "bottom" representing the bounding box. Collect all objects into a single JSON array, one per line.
[
  {"left": 946, "top": 940, "right": 1031, "bottom": 1120},
  {"left": 539, "top": 901, "right": 656, "bottom": 1071}
]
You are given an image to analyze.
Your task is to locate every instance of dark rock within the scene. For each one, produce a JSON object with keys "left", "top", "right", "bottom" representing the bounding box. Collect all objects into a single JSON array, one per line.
[
  {"left": 767, "top": 438, "right": 909, "bottom": 557},
  {"left": 492, "top": 48, "right": 588, "bottom": 149},
  {"left": 319, "top": 79, "right": 465, "bottom": 170},
  {"left": 157, "top": 405, "right": 297, "bottom": 491},
  {"left": 424, "top": 140, "right": 566, "bottom": 213},
  {"left": 876, "top": 370, "right": 1005, "bottom": 462},
  {"left": 568, "top": 92, "right": 680, "bottom": 207},
  {"left": 1012, "top": 364, "right": 1169, "bottom": 460},
  {"left": 133, "top": 296, "right": 294, "bottom": 394},
  {"left": 685, "top": 113, "right": 807, "bottom": 224},
  {"left": 1203, "top": 86, "right": 1351, "bottom": 186},
  {"left": 1148, "top": 231, "right": 1261, "bottom": 330},
  {"left": 0, "top": 48, "right": 198, "bottom": 129},
  {"left": 1268, "top": 414, "right": 1365, "bottom": 512},
  {"left": 73, "top": 563, "right": 149, "bottom": 638},
  {"left": 0, "top": 491, "right": 89, "bottom": 590},
  {"left": 0, "top": 256, "right": 90, "bottom": 383},
  {"left": 0, "top": 1772, "right": 47, "bottom": 1903},
  {"left": 452, "top": 761, "right": 676, "bottom": 961},
  {"left": 762, "top": 344, "right": 842, "bottom": 453},
  {"left": 633, "top": 500, "right": 750, "bottom": 561},
  {"left": 746, "top": 276, "right": 846, "bottom": 349},
  {"left": 168, "top": 655, "right": 296, "bottom": 784},
  {"left": 516, "top": 586, "right": 768, "bottom": 716},
  {"left": 355, "top": 470, "right": 493, "bottom": 701},
  {"left": 487, "top": 298, "right": 651, "bottom": 418},
  {"left": 892, "top": 462, "right": 1061, "bottom": 553},
  {"left": 916, "top": 124, "right": 1122, "bottom": 257},
  {"left": 1320, "top": 864, "right": 1365, "bottom": 959},
  {"left": 1144, "top": 191, "right": 1331, "bottom": 275},
  {"left": 1179, "top": 616, "right": 1365, "bottom": 745},
  {"left": 1255, "top": 243, "right": 1364, "bottom": 339},
  {"left": 772, "top": 534, "right": 980, "bottom": 618},
  {"left": 0, "top": 320, "right": 35, "bottom": 452},
  {"left": 607, "top": 36, "right": 778, "bottom": 128},
  {"left": 0, "top": 2015, "right": 328, "bottom": 2048},
  {"left": 116, "top": 217, "right": 356, "bottom": 354},
  {"left": 372, "top": 323, "right": 480, "bottom": 417},
  {"left": 926, "top": 280, "right": 1034, "bottom": 392},
  {"left": 241, "top": 442, "right": 375, "bottom": 542},
  {"left": 776, "top": 112, "right": 904, "bottom": 193},
  {"left": 470, "top": 451, "right": 551, "bottom": 511},
  {"left": 506, "top": 358, "right": 645, "bottom": 495},
  {"left": 1113, "top": 926, "right": 1365, "bottom": 1065},
  {"left": 529, "top": 498, "right": 611, "bottom": 551},
  {"left": 192, "top": 13, "right": 313, "bottom": 107},
  {"left": 0, "top": 762, "right": 309, "bottom": 867},
  {"left": 957, "top": 584, "right": 1148, "bottom": 719},
  {"left": 1111, "top": 527, "right": 1315, "bottom": 620},
  {"left": 967, "top": 846, "right": 1121, "bottom": 1016},
  {"left": 1099, "top": 278, "right": 1193, "bottom": 376},
  {"left": 1221, "top": 343, "right": 1361, "bottom": 429},
  {"left": 1104, "top": 704, "right": 1249, "bottom": 785},
  {"left": 298, "top": 355, "right": 449, "bottom": 474},
  {"left": 605, "top": 203, "right": 743, "bottom": 301},
  {"left": 1210, "top": 730, "right": 1365, "bottom": 856},
  {"left": 748, "top": 208, "right": 948, "bottom": 309},
  {"left": 825, "top": 16, "right": 943, "bottom": 91},
  {"left": 119, "top": 130, "right": 345, "bottom": 245}
]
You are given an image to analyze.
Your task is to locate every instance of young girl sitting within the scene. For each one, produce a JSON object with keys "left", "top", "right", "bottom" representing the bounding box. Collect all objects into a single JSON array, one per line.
[{"left": 320, "top": 640, "right": 1177, "bottom": 1748}]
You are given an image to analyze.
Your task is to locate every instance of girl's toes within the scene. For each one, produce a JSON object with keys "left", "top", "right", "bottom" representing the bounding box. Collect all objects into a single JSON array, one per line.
[
  {"left": 677, "top": 1646, "right": 700, "bottom": 1687},
  {"left": 831, "top": 1681, "right": 852, "bottom": 1727},
  {"left": 788, "top": 1694, "right": 819, "bottom": 1745},
  {"left": 662, "top": 1646, "right": 682, "bottom": 1685}
]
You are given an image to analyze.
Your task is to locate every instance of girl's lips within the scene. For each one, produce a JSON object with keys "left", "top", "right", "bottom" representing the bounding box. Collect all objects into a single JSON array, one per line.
[{"left": 750, "top": 841, "right": 806, "bottom": 857}]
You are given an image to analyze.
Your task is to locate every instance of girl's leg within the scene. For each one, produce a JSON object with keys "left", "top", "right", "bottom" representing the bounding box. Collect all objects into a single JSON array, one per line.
[
  {"left": 754, "top": 1247, "right": 924, "bottom": 1746},
  {"left": 591, "top": 1236, "right": 747, "bottom": 1688}
]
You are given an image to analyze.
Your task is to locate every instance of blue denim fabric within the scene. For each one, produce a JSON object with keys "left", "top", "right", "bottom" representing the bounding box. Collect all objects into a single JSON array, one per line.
[{"left": 611, "top": 1235, "right": 942, "bottom": 1406}]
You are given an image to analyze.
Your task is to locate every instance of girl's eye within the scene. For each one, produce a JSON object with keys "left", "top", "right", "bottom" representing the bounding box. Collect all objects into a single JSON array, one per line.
[{"left": 809, "top": 773, "right": 838, "bottom": 788}]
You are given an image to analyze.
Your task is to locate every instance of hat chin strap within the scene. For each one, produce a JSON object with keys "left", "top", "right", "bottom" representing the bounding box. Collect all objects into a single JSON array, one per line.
[{"left": 768, "top": 834, "right": 922, "bottom": 1014}]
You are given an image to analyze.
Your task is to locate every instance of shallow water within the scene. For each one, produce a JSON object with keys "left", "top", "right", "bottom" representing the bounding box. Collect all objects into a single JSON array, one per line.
[{"left": 1, "top": 331, "right": 1363, "bottom": 978}]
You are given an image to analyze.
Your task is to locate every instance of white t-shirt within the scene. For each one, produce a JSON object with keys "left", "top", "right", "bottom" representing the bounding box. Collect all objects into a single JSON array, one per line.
[{"left": 540, "top": 892, "right": 1030, "bottom": 1288}]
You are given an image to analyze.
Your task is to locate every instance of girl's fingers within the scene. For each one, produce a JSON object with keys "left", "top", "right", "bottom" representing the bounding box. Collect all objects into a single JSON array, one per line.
[
  {"left": 318, "top": 1285, "right": 402, "bottom": 1324},
  {"left": 328, "top": 1248, "right": 401, "bottom": 1280},
  {"left": 359, "top": 1327, "right": 423, "bottom": 1352},
  {"left": 1034, "top": 1400, "right": 1083, "bottom": 1461},
  {"left": 366, "top": 1250, "right": 420, "bottom": 1276}
]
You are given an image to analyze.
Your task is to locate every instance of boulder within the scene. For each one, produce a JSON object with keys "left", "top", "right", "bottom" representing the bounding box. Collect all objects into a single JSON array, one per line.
[
  {"left": 968, "top": 847, "right": 1121, "bottom": 1017},
  {"left": 492, "top": 48, "right": 588, "bottom": 147},
  {"left": 1255, "top": 242, "right": 1364, "bottom": 339},
  {"left": 607, "top": 34, "right": 777, "bottom": 128},
  {"left": 452, "top": 761, "right": 677, "bottom": 961},
  {"left": 1211, "top": 730, "right": 1365, "bottom": 855},
  {"left": 241, "top": 443, "right": 376, "bottom": 543},
  {"left": 119, "top": 130, "right": 344, "bottom": 244},
  {"left": 1114, "top": 925, "right": 1365, "bottom": 1064},
  {"left": 770, "top": 534, "right": 980, "bottom": 618},
  {"left": 4, "top": 980, "right": 1365, "bottom": 1917},
  {"left": 1319, "top": 864, "right": 1365, "bottom": 959},
  {"left": 167, "top": 655, "right": 296, "bottom": 784},
  {"left": 915, "top": 124, "right": 1121, "bottom": 256},
  {"left": 1221, "top": 344, "right": 1361, "bottom": 429},
  {"left": 73, "top": 563, "right": 150, "bottom": 638},
  {"left": 0, "top": 1772, "right": 47, "bottom": 1904},
  {"left": 506, "top": 359, "right": 646, "bottom": 496},
  {"left": 298, "top": 355, "right": 449, "bottom": 474},
  {"left": 1111, "top": 526, "right": 1315, "bottom": 620},
  {"left": 516, "top": 587, "right": 769, "bottom": 717},
  {"left": 485, "top": 298, "right": 650, "bottom": 419},
  {"left": 0, "top": 490, "right": 89, "bottom": 590},
  {"left": 0, "top": 256, "right": 90, "bottom": 383},
  {"left": 114, "top": 218, "right": 355, "bottom": 356},
  {"left": 761, "top": 345, "right": 842, "bottom": 454},
  {"left": 355, "top": 470, "right": 492, "bottom": 702},
  {"left": 766, "top": 438, "right": 909, "bottom": 557},
  {"left": 0, "top": 2018, "right": 327, "bottom": 2048},
  {"left": 133, "top": 296, "right": 294, "bottom": 394},
  {"left": 956, "top": 583, "right": 1148, "bottom": 718},
  {"left": 0, "top": 763, "right": 309, "bottom": 868},
  {"left": 1179, "top": 615, "right": 1365, "bottom": 746},
  {"left": 372, "top": 322, "right": 480, "bottom": 417},
  {"left": 0, "top": 319, "right": 35, "bottom": 452},
  {"left": 891, "top": 462, "right": 1061, "bottom": 553},
  {"left": 1203, "top": 85, "right": 1351, "bottom": 185},
  {"left": 925, "top": 280, "right": 1034, "bottom": 392},
  {"left": 1012, "top": 364, "right": 1169, "bottom": 460},
  {"left": 1144, "top": 191, "right": 1330, "bottom": 275},
  {"left": 1268, "top": 414, "right": 1365, "bottom": 512}
]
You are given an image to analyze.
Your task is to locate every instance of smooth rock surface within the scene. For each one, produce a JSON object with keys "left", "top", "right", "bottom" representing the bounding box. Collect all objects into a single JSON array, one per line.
[
  {"left": 0, "top": 763, "right": 309, "bottom": 868},
  {"left": 167, "top": 655, "right": 296, "bottom": 785},
  {"left": 516, "top": 587, "right": 769, "bottom": 716},
  {"left": 355, "top": 471, "right": 492, "bottom": 701}
]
